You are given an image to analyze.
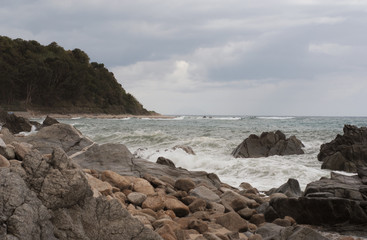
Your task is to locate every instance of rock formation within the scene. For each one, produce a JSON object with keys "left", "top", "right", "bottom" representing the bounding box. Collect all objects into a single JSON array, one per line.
[
  {"left": 232, "top": 130, "right": 304, "bottom": 158},
  {"left": 318, "top": 124, "right": 367, "bottom": 172}
]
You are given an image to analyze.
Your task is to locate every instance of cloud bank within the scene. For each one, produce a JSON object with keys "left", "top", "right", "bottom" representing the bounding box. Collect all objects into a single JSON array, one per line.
[{"left": 1, "top": 0, "right": 367, "bottom": 115}]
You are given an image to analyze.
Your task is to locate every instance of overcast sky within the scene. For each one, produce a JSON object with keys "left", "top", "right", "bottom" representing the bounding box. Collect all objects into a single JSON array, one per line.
[{"left": 1, "top": 0, "right": 367, "bottom": 116}]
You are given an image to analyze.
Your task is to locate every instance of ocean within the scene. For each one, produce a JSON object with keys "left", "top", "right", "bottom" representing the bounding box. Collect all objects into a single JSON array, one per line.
[{"left": 57, "top": 115, "right": 367, "bottom": 191}]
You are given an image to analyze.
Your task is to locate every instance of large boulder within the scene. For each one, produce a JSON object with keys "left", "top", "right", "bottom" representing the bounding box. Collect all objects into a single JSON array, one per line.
[
  {"left": 0, "top": 111, "right": 33, "bottom": 134},
  {"left": 18, "top": 123, "right": 94, "bottom": 156},
  {"left": 318, "top": 125, "right": 367, "bottom": 172},
  {"left": 232, "top": 130, "right": 304, "bottom": 158},
  {"left": 2, "top": 146, "right": 162, "bottom": 240}
]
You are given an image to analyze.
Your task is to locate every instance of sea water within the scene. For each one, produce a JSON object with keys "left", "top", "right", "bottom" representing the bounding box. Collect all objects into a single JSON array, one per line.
[{"left": 57, "top": 116, "right": 367, "bottom": 191}]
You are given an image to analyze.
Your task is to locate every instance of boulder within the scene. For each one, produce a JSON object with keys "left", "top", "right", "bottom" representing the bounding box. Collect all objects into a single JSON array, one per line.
[
  {"left": 175, "top": 178, "right": 196, "bottom": 192},
  {"left": 318, "top": 125, "right": 367, "bottom": 172},
  {"left": 142, "top": 196, "right": 165, "bottom": 211},
  {"left": 127, "top": 192, "right": 147, "bottom": 206},
  {"left": 232, "top": 130, "right": 304, "bottom": 158},
  {"left": 190, "top": 186, "right": 220, "bottom": 203},
  {"left": 0, "top": 112, "right": 33, "bottom": 134},
  {"left": 133, "top": 178, "right": 155, "bottom": 195},
  {"left": 0, "top": 142, "right": 15, "bottom": 160},
  {"left": 19, "top": 123, "right": 94, "bottom": 156},
  {"left": 215, "top": 212, "right": 248, "bottom": 232},
  {"left": 220, "top": 190, "right": 258, "bottom": 212},
  {"left": 266, "top": 178, "right": 302, "bottom": 198},
  {"left": 42, "top": 116, "right": 59, "bottom": 127},
  {"left": 256, "top": 223, "right": 327, "bottom": 240},
  {"left": 164, "top": 197, "right": 190, "bottom": 217},
  {"left": 101, "top": 170, "right": 131, "bottom": 190}
]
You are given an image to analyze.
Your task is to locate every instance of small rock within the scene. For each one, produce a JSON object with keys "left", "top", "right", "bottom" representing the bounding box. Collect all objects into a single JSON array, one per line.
[
  {"left": 215, "top": 212, "right": 249, "bottom": 232},
  {"left": 164, "top": 197, "right": 190, "bottom": 217},
  {"left": 42, "top": 116, "right": 59, "bottom": 127},
  {"left": 0, "top": 155, "right": 10, "bottom": 167},
  {"left": 238, "top": 208, "right": 256, "bottom": 220},
  {"left": 188, "top": 219, "right": 208, "bottom": 233},
  {"left": 101, "top": 170, "right": 131, "bottom": 190},
  {"left": 85, "top": 173, "right": 113, "bottom": 196},
  {"left": 249, "top": 214, "right": 265, "bottom": 226},
  {"left": 133, "top": 178, "right": 155, "bottom": 195},
  {"left": 142, "top": 195, "right": 165, "bottom": 211},
  {"left": 175, "top": 178, "right": 196, "bottom": 192},
  {"left": 128, "top": 192, "right": 148, "bottom": 206},
  {"left": 189, "top": 198, "right": 207, "bottom": 212},
  {"left": 207, "top": 202, "right": 226, "bottom": 214},
  {"left": 190, "top": 186, "right": 220, "bottom": 203},
  {"left": 12, "top": 142, "right": 33, "bottom": 161},
  {"left": 272, "top": 218, "right": 291, "bottom": 227}
]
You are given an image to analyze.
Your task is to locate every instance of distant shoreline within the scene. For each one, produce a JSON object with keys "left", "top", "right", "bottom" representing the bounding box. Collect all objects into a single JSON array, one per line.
[{"left": 10, "top": 111, "right": 174, "bottom": 120}]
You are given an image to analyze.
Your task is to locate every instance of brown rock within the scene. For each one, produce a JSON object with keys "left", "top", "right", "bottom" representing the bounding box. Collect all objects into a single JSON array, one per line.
[
  {"left": 144, "top": 173, "right": 166, "bottom": 188},
  {"left": 215, "top": 212, "right": 248, "bottom": 232},
  {"left": 160, "top": 175, "right": 176, "bottom": 187},
  {"left": 157, "top": 156, "right": 176, "bottom": 168},
  {"left": 284, "top": 216, "right": 296, "bottom": 225},
  {"left": 0, "top": 155, "right": 10, "bottom": 167},
  {"left": 142, "top": 195, "right": 165, "bottom": 211},
  {"left": 207, "top": 202, "right": 226, "bottom": 214},
  {"left": 156, "top": 224, "right": 177, "bottom": 240},
  {"left": 133, "top": 178, "right": 156, "bottom": 195},
  {"left": 189, "top": 198, "right": 207, "bottom": 212},
  {"left": 237, "top": 207, "right": 256, "bottom": 220},
  {"left": 113, "top": 192, "right": 127, "bottom": 205},
  {"left": 101, "top": 170, "right": 131, "bottom": 190},
  {"left": 272, "top": 218, "right": 292, "bottom": 227},
  {"left": 86, "top": 173, "right": 113, "bottom": 196},
  {"left": 12, "top": 141, "right": 33, "bottom": 161},
  {"left": 220, "top": 190, "right": 258, "bottom": 212},
  {"left": 165, "top": 197, "right": 190, "bottom": 217},
  {"left": 188, "top": 219, "right": 208, "bottom": 234},
  {"left": 175, "top": 178, "right": 196, "bottom": 192},
  {"left": 249, "top": 234, "right": 263, "bottom": 240},
  {"left": 269, "top": 193, "right": 288, "bottom": 200},
  {"left": 0, "top": 141, "right": 15, "bottom": 160},
  {"left": 182, "top": 196, "right": 197, "bottom": 205},
  {"left": 249, "top": 214, "right": 265, "bottom": 226},
  {"left": 127, "top": 192, "right": 148, "bottom": 206}
]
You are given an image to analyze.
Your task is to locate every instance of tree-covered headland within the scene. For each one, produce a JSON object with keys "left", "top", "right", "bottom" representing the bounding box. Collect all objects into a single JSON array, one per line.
[{"left": 0, "top": 36, "right": 151, "bottom": 115}]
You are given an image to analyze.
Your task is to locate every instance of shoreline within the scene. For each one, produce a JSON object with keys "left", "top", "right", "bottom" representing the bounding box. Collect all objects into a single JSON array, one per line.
[{"left": 10, "top": 111, "right": 175, "bottom": 120}]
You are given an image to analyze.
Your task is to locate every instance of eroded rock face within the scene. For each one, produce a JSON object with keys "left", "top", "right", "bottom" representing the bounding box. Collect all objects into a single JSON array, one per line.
[
  {"left": 318, "top": 125, "right": 367, "bottom": 172},
  {"left": 1, "top": 146, "right": 162, "bottom": 240},
  {"left": 232, "top": 130, "right": 304, "bottom": 158}
]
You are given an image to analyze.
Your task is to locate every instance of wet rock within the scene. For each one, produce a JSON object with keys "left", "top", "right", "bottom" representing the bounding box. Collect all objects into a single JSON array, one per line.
[
  {"left": 157, "top": 156, "right": 176, "bottom": 168},
  {"left": 232, "top": 130, "right": 304, "bottom": 158},
  {"left": 318, "top": 125, "right": 367, "bottom": 172},
  {"left": 266, "top": 178, "right": 302, "bottom": 198}
]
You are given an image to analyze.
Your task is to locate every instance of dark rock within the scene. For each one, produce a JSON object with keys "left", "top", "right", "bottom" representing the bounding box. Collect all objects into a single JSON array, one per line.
[
  {"left": 157, "top": 156, "right": 176, "bottom": 168},
  {"left": 249, "top": 213, "right": 265, "bottom": 226},
  {"left": 256, "top": 223, "right": 327, "bottom": 240},
  {"left": 232, "top": 130, "right": 304, "bottom": 158},
  {"left": 173, "top": 145, "right": 196, "bottom": 155},
  {"left": 304, "top": 172, "right": 364, "bottom": 201},
  {"left": 1, "top": 112, "right": 33, "bottom": 134},
  {"left": 266, "top": 178, "right": 302, "bottom": 198},
  {"left": 270, "top": 197, "right": 367, "bottom": 226},
  {"left": 42, "top": 116, "right": 59, "bottom": 127},
  {"left": 318, "top": 125, "right": 367, "bottom": 172}
]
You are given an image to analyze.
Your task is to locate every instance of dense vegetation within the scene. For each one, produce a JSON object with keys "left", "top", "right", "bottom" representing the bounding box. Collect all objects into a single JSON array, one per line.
[{"left": 0, "top": 36, "right": 150, "bottom": 114}]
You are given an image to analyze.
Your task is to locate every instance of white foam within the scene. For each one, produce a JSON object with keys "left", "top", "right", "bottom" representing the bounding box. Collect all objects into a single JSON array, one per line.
[
  {"left": 257, "top": 116, "right": 295, "bottom": 120},
  {"left": 17, "top": 125, "right": 38, "bottom": 136}
]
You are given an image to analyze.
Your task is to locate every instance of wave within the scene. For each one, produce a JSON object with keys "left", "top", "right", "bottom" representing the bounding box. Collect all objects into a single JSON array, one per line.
[
  {"left": 257, "top": 116, "right": 295, "bottom": 120},
  {"left": 194, "top": 116, "right": 241, "bottom": 120}
]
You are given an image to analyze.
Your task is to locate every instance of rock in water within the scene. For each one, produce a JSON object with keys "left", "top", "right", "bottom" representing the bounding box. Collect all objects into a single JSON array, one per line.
[
  {"left": 232, "top": 130, "right": 304, "bottom": 158},
  {"left": 42, "top": 115, "right": 59, "bottom": 127},
  {"left": 318, "top": 124, "right": 367, "bottom": 172},
  {"left": 0, "top": 111, "right": 33, "bottom": 134}
]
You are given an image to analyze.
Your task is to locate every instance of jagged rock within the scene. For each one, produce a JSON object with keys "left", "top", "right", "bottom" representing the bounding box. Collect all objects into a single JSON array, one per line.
[
  {"left": 190, "top": 186, "right": 220, "bottom": 203},
  {"left": 156, "top": 156, "right": 176, "bottom": 168},
  {"left": 232, "top": 130, "right": 304, "bottom": 158},
  {"left": 256, "top": 223, "right": 327, "bottom": 240},
  {"left": 72, "top": 142, "right": 221, "bottom": 189},
  {"left": 318, "top": 125, "right": 367, "bottom": 172},
  {"left": 215, "top": 212, "right": 248, "bottom": 232},
  {"left": 0, "top": 112, "right": 33, "bottom": 134},
  {"left": 18, "top": 123, "right": 94, "bottom": 156},
  {"left": 173, "top": 145, "right": 196, "bottom": 155},
  {"left": 42, "top": 116, "right": 59, "bottom": 127},
  {"left": 266, "top": 178, "right": 302, "bottom": 198},
  {"left": 0, "top": 147, "right": 162, "bottom": 240}
]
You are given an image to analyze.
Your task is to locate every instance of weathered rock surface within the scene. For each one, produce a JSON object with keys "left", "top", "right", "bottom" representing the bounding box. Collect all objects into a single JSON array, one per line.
[
  {"left": 0, "top": 146, "right": 161, "bottom": 240},
  {"left": 318, "top": 124, "right": 367, "bottom": 172},
  {"left": 232, "top": 130, "right": 304, "bottom": 158},
  {"left": 18, "top": 123, "right": 94, "bottom": 156}
]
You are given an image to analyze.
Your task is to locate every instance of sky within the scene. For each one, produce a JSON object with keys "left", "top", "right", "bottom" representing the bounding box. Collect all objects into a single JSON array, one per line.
[{"left": 1, "top": 0, "right": 367, "bottom": 116}]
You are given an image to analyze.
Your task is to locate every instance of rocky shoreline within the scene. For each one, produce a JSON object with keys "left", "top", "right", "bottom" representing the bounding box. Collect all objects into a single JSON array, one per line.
[{"left": 1, "top": 112, "right": 366, "bottom": 240}]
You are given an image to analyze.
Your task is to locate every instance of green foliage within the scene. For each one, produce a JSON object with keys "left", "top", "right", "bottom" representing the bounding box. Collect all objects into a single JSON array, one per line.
[{"left": 0, "top": 35, "right": 149, "bottom": 115}]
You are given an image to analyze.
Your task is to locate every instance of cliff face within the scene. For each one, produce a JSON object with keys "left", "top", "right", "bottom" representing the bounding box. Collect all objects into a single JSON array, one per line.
[{"left": 0, "top": 36, "right": 150, "bottom": 115}]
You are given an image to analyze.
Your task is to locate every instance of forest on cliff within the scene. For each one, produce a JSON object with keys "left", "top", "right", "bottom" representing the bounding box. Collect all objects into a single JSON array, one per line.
[{"left": 0, "top": 36, "right": 150, "bottom": 114}]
